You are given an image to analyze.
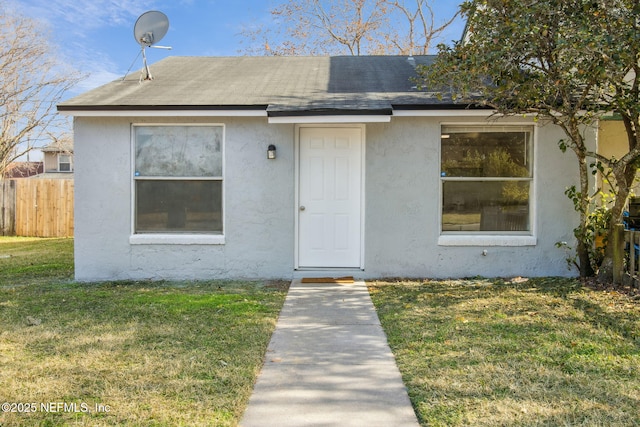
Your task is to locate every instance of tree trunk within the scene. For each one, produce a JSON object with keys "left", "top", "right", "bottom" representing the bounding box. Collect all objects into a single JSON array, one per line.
[
  {"left": 577, "top": 238, "right": 594, "bottom": 277},
  {"left": 566, "top": 127, "right": 595, "bottom": 278},
  {"left": 597, "top": 162, "right": 637, "bottom": 283},
  {"left": 576, "top": 154, "right": 595, "bottom": 277}
]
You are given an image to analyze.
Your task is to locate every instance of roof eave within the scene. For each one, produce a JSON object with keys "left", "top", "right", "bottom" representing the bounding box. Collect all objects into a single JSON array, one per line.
[
  {"left": 266, "top": 107, "right": 393, "bottom": 117},
  {"left": 57, "top": 104, "right": 269, "bottom": 117},
  {"left": 57, "top": 102, "right": 497, "bottom": 119},
  {"left": 392, "top": 103, "right": 496, "bottom": 117}
]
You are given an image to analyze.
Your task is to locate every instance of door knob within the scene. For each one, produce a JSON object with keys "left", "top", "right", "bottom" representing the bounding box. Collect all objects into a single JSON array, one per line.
[{"left": 300, "top": 206, "right": 306, "bottom": 211}]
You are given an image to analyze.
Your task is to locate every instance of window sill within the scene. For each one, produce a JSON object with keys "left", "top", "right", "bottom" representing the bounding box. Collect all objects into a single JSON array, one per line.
[
  {"left": 130, "top": 234, "right": 225, "bottom": 245},
  {"left": 438, "top": 235, "right": 537, "bottom": 247}
]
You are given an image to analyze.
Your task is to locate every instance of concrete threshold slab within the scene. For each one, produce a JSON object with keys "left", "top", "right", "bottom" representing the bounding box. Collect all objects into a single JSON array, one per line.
[{"left": 240, "top": 279, "right": 419, "bottom": 427}]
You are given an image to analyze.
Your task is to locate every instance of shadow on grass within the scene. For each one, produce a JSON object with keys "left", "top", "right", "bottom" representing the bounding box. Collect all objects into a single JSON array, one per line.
[
  {"left": 374, "top": 277, "right": 638, "bottom": 343},
  {"left": 369, "top": 277, "right": 640, "bottom": 427},
  {"left": 0, "top": 279, "right": 289, "bottom": 427},
  {"left": 570, "top": 296, "right": 639, "bottom": 343}
]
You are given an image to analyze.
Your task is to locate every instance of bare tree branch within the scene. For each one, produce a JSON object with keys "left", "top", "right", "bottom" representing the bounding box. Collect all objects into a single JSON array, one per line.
[
  {"left": 0, "top": 3, "right": 82, "bottom": 176},
  {"left": 240, "top": 0, "right": 460, "bottom": 56}
]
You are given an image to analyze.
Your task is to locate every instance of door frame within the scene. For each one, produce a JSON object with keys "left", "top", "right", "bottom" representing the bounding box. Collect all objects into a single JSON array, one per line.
[{"left": 294, "top": 124, "right": 366, "bottom": 270}]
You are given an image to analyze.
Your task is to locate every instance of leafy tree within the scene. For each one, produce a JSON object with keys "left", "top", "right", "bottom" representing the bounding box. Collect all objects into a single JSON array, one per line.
[
  {"left": 419, "top": 0, "right": 640, "bottom": 280},
  {"left": 0, "top": 2, "right": 81, "bottom": 177},
  {"left": 241, "top": 0, "right": 460, "bottom": 56}
]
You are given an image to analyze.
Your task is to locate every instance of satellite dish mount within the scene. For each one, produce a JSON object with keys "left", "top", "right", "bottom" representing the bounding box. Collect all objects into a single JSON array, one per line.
[{"left": 133, "top": 11, "right": 171, "bottom": 81}]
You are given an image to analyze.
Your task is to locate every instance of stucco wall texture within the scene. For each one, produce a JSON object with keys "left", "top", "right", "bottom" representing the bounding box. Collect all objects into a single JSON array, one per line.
[{"left": 73, "top": 116, "right": 587, "bottom": 281}]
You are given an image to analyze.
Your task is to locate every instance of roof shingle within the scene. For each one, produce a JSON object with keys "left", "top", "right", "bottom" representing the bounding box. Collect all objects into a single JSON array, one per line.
[{"left": 58, "top": 55, "right": 460, "bottom": 115}]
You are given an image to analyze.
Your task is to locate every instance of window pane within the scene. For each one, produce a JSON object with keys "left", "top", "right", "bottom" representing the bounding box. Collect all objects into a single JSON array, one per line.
[
  {"left": 442, "top": 181, "right": 530, "bottom": 232},
  {"left": 59, "top": 155, "right": 71, "bottom": 171},
  {"left": 441, "top": 130, "right": 531, "bottom": 178},
  {"left": 135, "top": 180, "right": 222, "bottom": 233},
  {"left": 135, "top": 126, "right": 223, "bottom": 177}
]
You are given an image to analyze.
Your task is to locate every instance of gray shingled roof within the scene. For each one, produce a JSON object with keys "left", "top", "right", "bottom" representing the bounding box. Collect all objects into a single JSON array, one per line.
[{"left": 58, "top": 55, "right": 465, "bottom": 115}]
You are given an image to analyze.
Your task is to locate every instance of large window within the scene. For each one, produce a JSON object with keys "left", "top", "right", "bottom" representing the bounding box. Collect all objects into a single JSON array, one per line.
[
  {"left": 133, "top": 125, "right": 223, "bottom": 234},
  {"left": 441, "top": 125, "right": 533, "bottom": 234}
]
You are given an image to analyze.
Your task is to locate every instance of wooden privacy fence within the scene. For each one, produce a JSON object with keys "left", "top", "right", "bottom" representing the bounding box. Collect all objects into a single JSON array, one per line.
[
  {"left": 620, "top": 227, "right": 640, "bottom": 287},
  {"left": 1, "top": 180, "right": 16, "bottom": 235},
  {"left": 610, "top": 224, "right": 640, "bottom": 287},
  {"left": 0, "top": 179, "right": 74, "bottom": 237}
]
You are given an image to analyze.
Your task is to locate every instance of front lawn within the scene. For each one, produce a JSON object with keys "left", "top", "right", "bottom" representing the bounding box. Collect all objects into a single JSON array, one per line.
[
  {"left": 0, "top": 237, "right": 288, "bottom": 426},
  {"left": 4, "top": 238, "right": 639, "bottom": 426},
  {"left": 369, "top": 278, "right": 640, "bottom": 427}
]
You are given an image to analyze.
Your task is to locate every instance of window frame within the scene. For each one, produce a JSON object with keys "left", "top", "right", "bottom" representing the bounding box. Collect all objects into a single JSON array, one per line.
[
  {"left": 438, "top": 123, "right": 537, "bottom": 247},
  {"left": 58, "top": 153, "right": 72, "bottom": 172},
  {"left": 129, "top": 123, "right": 225, "bottom": 245}
]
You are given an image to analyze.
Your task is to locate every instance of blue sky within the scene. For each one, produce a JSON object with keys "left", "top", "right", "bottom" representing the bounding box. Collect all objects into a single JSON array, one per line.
[{"left": 10, "top": 0, "right": 465, "bottom": 97}]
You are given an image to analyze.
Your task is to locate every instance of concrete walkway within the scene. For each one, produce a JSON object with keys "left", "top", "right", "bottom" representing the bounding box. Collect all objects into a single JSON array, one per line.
[{"left": 240, "top": 279, "right": 419, "bottom": 427}]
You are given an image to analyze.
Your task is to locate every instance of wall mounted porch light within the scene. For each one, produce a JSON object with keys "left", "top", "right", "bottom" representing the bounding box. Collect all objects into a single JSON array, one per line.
[{"left": 267, "top": 144, "right": 276, "bottom": 159}]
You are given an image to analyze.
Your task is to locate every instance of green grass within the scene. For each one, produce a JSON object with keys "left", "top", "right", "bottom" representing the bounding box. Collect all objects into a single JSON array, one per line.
[
  {"left": 0, "top": 237, "right": 74, "bottom": 284},
  {"left": 0, "top": 237, "right": 288, "bottom": 426},
  {"left": 369, "top": 278, "right": 640, "bottom": 427},
  {"left": 5, "top": 237, "right": 640, "bottom": 426}
]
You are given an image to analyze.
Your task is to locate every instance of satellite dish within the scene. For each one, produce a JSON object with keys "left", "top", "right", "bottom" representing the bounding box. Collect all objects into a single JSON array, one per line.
[
  {"left": 134, "top": 11, "right": 169, "bottom": 47},
  {"left": 132, "top": 11, "right": 171, "bottom": 81}
]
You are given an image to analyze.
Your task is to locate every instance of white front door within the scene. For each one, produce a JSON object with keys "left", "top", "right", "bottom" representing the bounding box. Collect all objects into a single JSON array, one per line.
[{"left": 298, "top": 126, "right": 363, "bottom": 268}]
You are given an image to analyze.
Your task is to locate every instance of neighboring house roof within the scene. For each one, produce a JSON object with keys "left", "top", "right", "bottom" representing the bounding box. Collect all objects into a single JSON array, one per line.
[
  {"left": 42, "top": 140, "right": 73, "bottom": 153},
  {"left": 3, "top": 162, "right": 43, "bottom": 179},
  {"left": 58, "top": 56, "right": 481, "bottom": 116}
]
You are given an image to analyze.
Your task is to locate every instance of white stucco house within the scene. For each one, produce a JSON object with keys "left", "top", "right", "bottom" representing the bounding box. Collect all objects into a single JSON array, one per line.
[{"left": 58, "top": 56, "right": 591, "bottom": 281}]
